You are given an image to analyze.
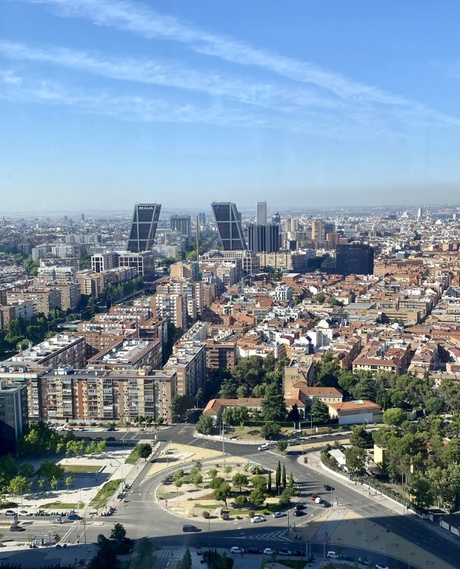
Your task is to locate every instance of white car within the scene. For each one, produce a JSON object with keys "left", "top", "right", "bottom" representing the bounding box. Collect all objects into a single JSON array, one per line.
[
  {"left": 230, "top": 547, "right": 244, "bottom": 554},
  {"left": 278, "top": 549, "right": 292, "bottom": 556},
  {"left": 263, "top": 548, "right": 275, "bottom": 555},
  {"left": 272, "top": 511, "right": 284, "bottom": 518},
  {"left": 250, "top": 515, "right": 266, "bottom": 523},
  {"left": 375, "top": 564, "right": 389, "bottom": 569},
  {"left": 257, "top": 443, "right": 270, "bottom": 451},
  {"left": 326, "top": 551, "right": 339, "bottom": 559},
  {"left": 18, "top": 510, "right": 32, "bottom": 517}
]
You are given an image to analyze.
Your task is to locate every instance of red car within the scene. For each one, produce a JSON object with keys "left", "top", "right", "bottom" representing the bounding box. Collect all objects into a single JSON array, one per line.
[{"left": 311, "top": 493, "right": 317, "bottom": 500}]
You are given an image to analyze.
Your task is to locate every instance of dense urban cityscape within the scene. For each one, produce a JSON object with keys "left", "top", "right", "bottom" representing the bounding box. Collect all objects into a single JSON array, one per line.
[
  {"left": 0, "top": 201, "right": 460, "bottom": 569},
  {"left": 3, "top": 0, "right": 460, "bottom": 568}
]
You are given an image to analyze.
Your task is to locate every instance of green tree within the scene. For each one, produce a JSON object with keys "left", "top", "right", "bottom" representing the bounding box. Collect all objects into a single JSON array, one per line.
[
  {"left": 349, "top": 425, "right": 373, "bottom": 449},
  {"left": 267, "top": 470, "right": 272, "bottom": 493},
  {"left": 261, "top": 422, "right": 281, "bottom": 440},
  {"left": 223, "top": 406, "right": 250, "bottom": 426},
  {"left": 213, "top": 482, "right": 232, "bottom": 506},
  {"left": 409, "top": 474, "right": 433, "bottom": 511},
  {"left": 17, "top": 463, "right": 35, "bottom": 478},
  {"left": 171, "top": 395, "right": 195, "bottom": 418},
  {"left": 281, "top": 464, "right": 287, "bottom": 490},
  {"left": 196, "top": 414, "right": 214, "bottom": 435},
  {"left": 232, "top": 473, "right": 248, "bottom": 493},
  {"left": 65, "top": 476, "right": 73, "bottom": 493},
  {"left": 344, "top": 447, "right": 366, "bottom": 475},
  {"left": 110, "top": 522, "right": 127, "bottom": 544},
  {"left": 276, "top": 440, "right": 288, "bottom": 452},
  {"left": 7, "top": 475, "right": 32, "bottom": 497},
  {"left": 249, "top": 487, "right": 266, "bottom": 506},
  {"left": 138, "top": 443, "right": 152, "bottom": 461},
  {"left": 261, "top": 383, "right": 286, "bottom": 422},
  {"left": 275, "top": 461, "right": 281, "bottom": 494},
  {"left": 383, "top": 407, "right": 407, "bottom": 427},
  {"left": 234, "top": 495, "right": 248, "bottom": 508},
  {"left": 210, "top": 476, "right": 226, "bottom": 490},
  {"left": 310, "top": 400, "right": 330, "bottom": 423}
]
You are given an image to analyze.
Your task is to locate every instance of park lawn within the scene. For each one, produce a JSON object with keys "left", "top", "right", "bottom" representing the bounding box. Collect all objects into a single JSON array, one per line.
[
  {"left": 157, "top": 491, "right": 184, "bottom": 500},
  {"left": 89, "top": 478, "right": 123, "bottom": 509},
  {"left": 61, "top": 464, "right": 100, "bottom": 474},
  {"left": 41, "top": 501, "right": 84, "bottom": 509}
]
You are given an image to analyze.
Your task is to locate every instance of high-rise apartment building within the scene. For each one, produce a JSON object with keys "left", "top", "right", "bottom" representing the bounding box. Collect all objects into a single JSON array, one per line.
[
  {"left": 311, "top": 219, "right": 325, "bottom": 242},
  {"left": 256, "top": 202, "right": 267, "bottom": 225},
  {"left": 127, "top": 203, "right": 161, "bottom": 253},
  {"left": 0, "top": 380, "right": 28, "bottom": 455},
  {"left": 336, "top": 244, "right": 374, "bottom": 276},
  {"left": 211, "top": 202, "right": 247, "bottom": 251},
  {"left": 170, "top": 215, "right": 192, "bottom": 244}
]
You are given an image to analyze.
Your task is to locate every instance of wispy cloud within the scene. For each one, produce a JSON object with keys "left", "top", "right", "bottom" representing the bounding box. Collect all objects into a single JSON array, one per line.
[
  {"left": 15, "top": 0, "right": 460, "bottom": 128},
  {"left": 0, "top": 40, "right": 339, "bottom": 113},
  {"left": 0, "top": 67, "right": 368, "bottom": 138}
]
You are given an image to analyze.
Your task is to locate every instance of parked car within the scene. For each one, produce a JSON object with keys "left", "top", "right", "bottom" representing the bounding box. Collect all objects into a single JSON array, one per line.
[
  {"left": 272, "top": 511, "right": 285, "bottom": 518},
  {"left": 10, "top": 525, "right": 25, "bottom": 532},
  {"left": 230, "top": 547, "right": 244, "bottom": 554},
  {"left": 278, "top": 549, "right": 292, "bottom": 556},
  {"left": 322, "top": 501, "right": 331, "bottom": 508},
  {"left": 250, "top": 515, "right": 266, "bottom": 523},
  {"left": 375, "top": 564, "right": 389, "bottom": 569},
  {"left": 324, "top": 484, "right": 334, "bottom": 491},
  {"left": 67, "top": 513, "right": 82, "bottom": 521},
  {"left": 263, "top": 548, "right": 275, "bottom": 555},
  {"left": 326, "top": 551, "right": 339, "bottom": 559},
  {"left": 293, "top": 510, "right": 304, "bottom": 517},
  {"left": 358, "top": 558, "right": 370, "bottom": 566},
  {"left": 257, "top": 443, "right": 270, "bottom": 451},
  {"left": 18, "top": 510, "right": 33, "bottom": 516},
  {"left": 247, "top": 548, "right": 261, "bottom": 554},
  {"left": 310, "top": 493, "right": 317, "bottom": 500},
  {"left": 295, "top": 503, "right": 305, "bottom": 510},
  {"left": 5, "top": 510, "right": 16, "bottom": 516}
]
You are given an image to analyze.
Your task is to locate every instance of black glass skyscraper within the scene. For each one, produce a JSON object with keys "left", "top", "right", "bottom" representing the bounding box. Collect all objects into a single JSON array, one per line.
[
  {"left": 211, "top": 202, "right": 247, "bottom": 251},
  {"left": 248, "top": 223, "right": 280, "bottom": 253},
  {"left": 127, "top": 203, "right": 161, "bottom": 253},
  {"left": 336, "top": 244, "right": 374, "bottom": 276}
]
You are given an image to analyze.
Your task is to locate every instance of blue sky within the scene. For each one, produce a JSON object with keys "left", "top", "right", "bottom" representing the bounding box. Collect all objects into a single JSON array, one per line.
[{"left": 1, "top": 0, "right": 460, "bottom": 213}]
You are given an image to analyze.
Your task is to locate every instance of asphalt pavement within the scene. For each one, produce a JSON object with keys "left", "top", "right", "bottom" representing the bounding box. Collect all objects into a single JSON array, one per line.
[{"left": 2, "top": 423, "right": 459, "bottom": 569}]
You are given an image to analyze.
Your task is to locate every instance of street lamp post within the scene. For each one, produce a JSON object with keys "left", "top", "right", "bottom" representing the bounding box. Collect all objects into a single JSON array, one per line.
[
  {"left": 408, "top": 549, "right": 415, "bottom": 569},
  {"left": 221, "top": 419, "right": 226, "bottom": 466}
]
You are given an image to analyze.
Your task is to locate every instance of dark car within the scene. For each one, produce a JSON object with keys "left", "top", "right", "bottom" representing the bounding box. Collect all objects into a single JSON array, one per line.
[
  {"left": 322, "top": 501, "right": 331, "bottom": 508},
  {"left": 10, "top": 525, "right": 25, "bottom": 532},
  {"left": 295, "top": 503, "right": 305, "bottom": 510},
  {"left": 67, "top": 513, "right": 82, "bottom": 521},
  {"left": 106, "top": 427, "right": 116, "bottom": 431},
  {"left": 247, "top": 548, "right": 261, "bottom": 554},
  {"left": 107, "top": 437, "right": 116, "bottom": 441},
  {"left": 293, "top": 510, "right": 304, "bottom": 517},
  {"left": 324, "top": 484, "right": 334, "bottom": 491}
]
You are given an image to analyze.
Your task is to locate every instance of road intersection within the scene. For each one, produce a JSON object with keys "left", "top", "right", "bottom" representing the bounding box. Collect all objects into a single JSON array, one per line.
[{"left": 1, "top": 424, "right": 459, "bottom": 569}]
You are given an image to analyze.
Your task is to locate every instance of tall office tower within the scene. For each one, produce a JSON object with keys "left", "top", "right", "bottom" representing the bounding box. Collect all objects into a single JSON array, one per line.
[
  {"left": 211, "top": 202, "right": 247, "bottom": 251},
  {"left": 311, "top": 218, "right": 325, "bottom": 241},
  {"left": 417, "top": 208, "right": 423, "bottom": 221},
  {"left": 256, "top": 202, "right": 267, "bottom": 225},
  {"left": 336, "top": 244, "right": 374, "bottom": 276},
  {"left": 198, "top": 212, "right": 206, "bottom": 226},
  {"left": 248, "top": 223, "right": 280, "bottom": 253},
  {"left": 272, "top": 211, "right": 281, "bottom": 224},
  {"left": 127, "top": 203, "right": 161, "bottom": 253},
  {"left": 170, "top": 215, "right": 192, "bottom": 243}
]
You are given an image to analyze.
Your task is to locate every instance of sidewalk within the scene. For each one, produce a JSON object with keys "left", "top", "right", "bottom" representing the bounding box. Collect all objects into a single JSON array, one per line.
[{"left": 296, "top": 451, "right": 456, "bottom": 569}]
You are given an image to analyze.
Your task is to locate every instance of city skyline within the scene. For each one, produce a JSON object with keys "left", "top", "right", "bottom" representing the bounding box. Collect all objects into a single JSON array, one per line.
[{"left": 2, "top": 1, "right": 460, "bottom": 213}]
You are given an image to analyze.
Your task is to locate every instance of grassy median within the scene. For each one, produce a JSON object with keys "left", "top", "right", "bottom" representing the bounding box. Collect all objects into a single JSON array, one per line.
[{"left": 89, "top": 478, "right": 123, "bottom": 509}]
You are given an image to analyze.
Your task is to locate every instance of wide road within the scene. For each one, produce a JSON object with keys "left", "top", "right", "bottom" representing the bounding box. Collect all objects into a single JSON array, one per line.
[{"left": 8, "top": 424, "right": 457, "bottom": 568}]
